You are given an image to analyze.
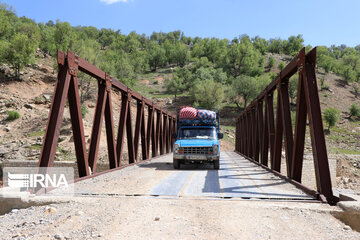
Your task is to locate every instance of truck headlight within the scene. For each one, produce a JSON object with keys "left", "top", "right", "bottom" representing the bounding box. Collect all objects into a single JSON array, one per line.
[
  {"left": 174, "top": 144, "right": 180, "bottom": 154},
  {"left": 213, "top": 145, "right": 219, "bottom": 155}
]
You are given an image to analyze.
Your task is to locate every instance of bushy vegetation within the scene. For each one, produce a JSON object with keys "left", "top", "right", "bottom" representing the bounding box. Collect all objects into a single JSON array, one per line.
[
  {"left": 349, "top": 103, "right": 360, "bottom": 118},
  {"left": 0, "top": 2, "right": 359, "bottom": 110},
  {"left": 6, "top": 110, "right": 20, "bottom": 121},
  {"left": 323, "top": 108, "right": 340, "bottom": 131}
]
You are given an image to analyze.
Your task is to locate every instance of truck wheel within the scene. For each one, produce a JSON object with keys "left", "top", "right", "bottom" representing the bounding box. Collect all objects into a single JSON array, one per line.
[
  {"left": 214, "top": 159, "right": 219, "bottom": 170},
  {"left": 173, "top": 159, "right": 180, "bottom": 169}
]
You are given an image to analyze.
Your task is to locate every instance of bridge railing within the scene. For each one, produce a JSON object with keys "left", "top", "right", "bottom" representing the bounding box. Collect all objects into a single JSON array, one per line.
[
  {"left": 235, "top": 48, "right": 338, "bottom": 205},
  {"left": 38, "top": 50, "right": 176, "bottom": 178}
]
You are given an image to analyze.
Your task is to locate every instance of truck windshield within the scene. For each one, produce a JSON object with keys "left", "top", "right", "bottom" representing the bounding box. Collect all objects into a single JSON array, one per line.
[{"left": 178, "top": 128, "right": 216, "bottom": 139}]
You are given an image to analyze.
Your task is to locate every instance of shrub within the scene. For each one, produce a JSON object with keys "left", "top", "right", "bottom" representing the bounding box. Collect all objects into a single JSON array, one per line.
[
  {"left": 319, "top": 78, "right": 329, "bottom": 90},
  {"left": 278, "top": 61, "right": 285, "bottom": 71},
  {"left": 268, "top": 57, "right": 275, "bottom": 68},
  {"left": 81, "top": 106, "right": 88, "bottom": 118},
  {"left": 323, "top": 108, "right": 340, "bottom": 131},
  {"left": 6, "top": 110, "right": 20, "bottom": 121},
  {"left": 349, "top": 104, "right": 360, "bottom": 118}
]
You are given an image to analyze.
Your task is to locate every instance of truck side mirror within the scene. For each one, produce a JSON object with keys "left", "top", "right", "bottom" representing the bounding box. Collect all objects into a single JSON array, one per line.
[
  {"left": 218, "top": 133, "right": 224, "bottom": 139},
  {"left": 172, "top": 133, "right": 177, "bottom": 139}
]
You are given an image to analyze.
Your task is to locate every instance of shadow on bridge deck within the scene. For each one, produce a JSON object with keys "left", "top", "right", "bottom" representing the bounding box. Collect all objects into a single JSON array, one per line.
[{"left": 65, "top": 151, "right": 316, "bottom": 202}]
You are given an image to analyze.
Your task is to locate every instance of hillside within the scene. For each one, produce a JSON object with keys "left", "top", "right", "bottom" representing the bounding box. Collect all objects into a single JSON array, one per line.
[{"left": 0, "top": 50, "right": 359, "bottom": 192}]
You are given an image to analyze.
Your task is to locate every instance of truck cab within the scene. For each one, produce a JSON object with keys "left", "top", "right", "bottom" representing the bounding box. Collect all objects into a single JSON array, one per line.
[{"left": 173, "top": 107, "right": 223, "bottom": 169}]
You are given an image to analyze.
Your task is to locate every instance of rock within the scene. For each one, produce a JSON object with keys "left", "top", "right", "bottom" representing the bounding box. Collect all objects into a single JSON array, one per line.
[
  {"left": 343, "top": 177, "right": 350, "bottom": 184},
  {"left": 45, "top": 206, "right": 57, "bottom": 214},
  {"left": 0, "top": 146, "right": 8, "bottom": 155},
  {"left": 43, "top": 94, "right": 51, "bottom": 101},
  {"left": 75, "top": 211, "right": 84, "bottom": 216},
  {"left": 54, "top": 234, "right": 64, "bottom": 239},
  {"left": 11, "top": 209, "right": 19, "bottom": 213},
  {"left": 88, "top": 103, "right": 95, "bottom": 108},
  {"left": 5, "top": 126, "right": 11, "bottom": 132},
  {"left": 343, "top": 225, "right": 351, "bottom": 230},
  {"left": 154, "top": 217, "right": 160, "bottom": 221},
  {"left": 24, "top": 103, "right": 34, "bottom": 109}
]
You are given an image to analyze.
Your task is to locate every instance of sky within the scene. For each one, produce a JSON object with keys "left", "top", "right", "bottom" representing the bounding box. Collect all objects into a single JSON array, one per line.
[{"left": 2, "top": 0, "right": 360, "bottom": 47}]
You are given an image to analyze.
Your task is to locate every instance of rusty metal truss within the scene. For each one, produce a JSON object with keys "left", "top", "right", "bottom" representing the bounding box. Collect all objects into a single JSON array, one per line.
[
  {"left": 38, "top": 50, "right": 176, "bottom": 177},
  {"left": 235, "top": 48, "right": 338, "bottom": 205}
]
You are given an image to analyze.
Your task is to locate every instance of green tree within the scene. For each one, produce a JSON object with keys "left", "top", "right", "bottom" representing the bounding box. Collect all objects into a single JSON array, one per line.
[
  {"left": 99, "top": 49, "right": 135, "bottom": 86},
  {"left": 98, "top": 28, "right": 116, "bottom": 49},
  {"left": 54, "top": 21, "right": 73, "bottom": 54},
  {"left": 283, "top": 35, "right": 304, "bottom": 56},
  {"left": 0, "top": 2, "right": 17, "bottom": 40},
  {"left": 0, "top": 32, "right": 37, "bottom": 76},
  {"left": 342, "top": 66, "right": 357, "bottom": 83},
  {"left": 38, "top": 23, "right": 56, "bottom": 55},
  {"left": 225, "top": 36, "right": 263, "bottom": 77},
  {"left": 252, "top": 36, "right": 268, "bottom": 55},
  {"left": 147, "top": 42, "right": 166, "bottom": 71},
  {"left": 166, "top": 75, "right": 185, "bottom": 101},
  {"left": 231, "top": 75, "right": 258, "bottom": 108},
  {"left": 267, "top": 38, "right": 283, "bottom": 54},
  {"left": 323, "top": 108, "right": 340, "bottom": 131},
  {"left": 191, "top": 79, "right": 224, "bottom": 109},
  {"left": 173, "top": 68, "right": 192, "bottom": 88},
  {"left": 172, "top": 42, "right": 190, "bottom": 67}
]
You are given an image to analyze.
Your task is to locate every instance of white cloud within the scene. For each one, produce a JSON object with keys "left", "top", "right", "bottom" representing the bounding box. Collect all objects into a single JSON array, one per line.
[{"left": 100, "top": 0, "right": 130, "bottom": 4}]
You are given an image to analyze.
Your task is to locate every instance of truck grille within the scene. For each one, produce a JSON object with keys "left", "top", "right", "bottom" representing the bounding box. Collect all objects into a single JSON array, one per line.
[{"left": 183, "top": 147, "right": 212, "bottom": 155}]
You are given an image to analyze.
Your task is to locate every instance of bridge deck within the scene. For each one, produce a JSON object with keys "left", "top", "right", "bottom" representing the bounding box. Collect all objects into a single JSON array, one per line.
[{"left": 70, "top": 151, "right": 315, "bottom": 200}]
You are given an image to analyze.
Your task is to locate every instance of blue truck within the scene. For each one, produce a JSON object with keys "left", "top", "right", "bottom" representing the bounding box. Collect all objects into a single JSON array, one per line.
[{"left": 172, "top": 108, "right": 223, "bottom": 169}]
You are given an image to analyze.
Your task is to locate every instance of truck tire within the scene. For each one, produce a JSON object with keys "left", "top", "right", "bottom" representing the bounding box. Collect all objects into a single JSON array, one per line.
[
  {"left": 214, "top": 159, "right": 219, "bottom": 170},
  {"left": 173, "top": 159, "right": 180, "bottom": 169}
]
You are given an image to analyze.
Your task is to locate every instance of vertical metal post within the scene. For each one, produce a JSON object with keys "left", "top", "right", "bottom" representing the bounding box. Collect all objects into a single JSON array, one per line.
[
  {"left": 273, "top": 87, "right": 283, "bottom": 172},
  {"left": 303, "top": 48, "right": 334, "bottom": 203}
]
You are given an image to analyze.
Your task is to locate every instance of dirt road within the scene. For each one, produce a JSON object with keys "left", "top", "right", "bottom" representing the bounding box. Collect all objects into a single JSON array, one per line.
[{"left": 0, "top": 152, "right": 359, "bottom": 239}]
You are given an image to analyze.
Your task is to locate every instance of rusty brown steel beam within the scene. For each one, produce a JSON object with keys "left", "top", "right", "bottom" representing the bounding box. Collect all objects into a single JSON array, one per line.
[
  {"left": 134, "top": 100, "right": 143, "bottom": 160},
  {"left": 38, "top": 51, "right": 72, "bottom": 168},
  {"left": 257, "top": 101, "right": 264, "bottom": 165},
  {"left": 126, "top": 94, "right": 135, "bottom": 164},
  {"left": 88, "top": 81, "right": 107, "bottom": 172},
  {"left": 266, "top": 92, "right": 276, "bottom": 168},
  {"left": 291, "top": 71, "right": 307, "bottom": 182},
  {"left": 303, "top": 48, "right": 335, "bottom": 204},
  {"left": 279, "top": 78, "right": 294, "bottom": 177},
  {"left": 253, "top": 107, "right": 259, "bottom": 162},
  {"left": 139, "top": 101, "right": 147, "bottom": 160},
  {"left": 67, "top": 74, "right": 90, "bottom": 177},
  {"left": 116, "top": 92, "right": 129, "bottom": 165},
  {"left": 261, "top": 96, "right": 269, "bottom": 166},
  {"left": 104, "top": 87, "right": 118, "bottom": 169},
  {"left": 273, "top": 88, "right": 283, "bottom": 172},
  {"left": 39, "top": 50, "right": 175, "bottom": 180},
  {"left": 235, "top": 48, "right": 337, "bottom": 205}
]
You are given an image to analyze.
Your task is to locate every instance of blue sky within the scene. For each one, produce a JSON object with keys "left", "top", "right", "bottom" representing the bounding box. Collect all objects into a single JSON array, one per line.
[{"left": 3, "top": 0, "right": 359, "bottom": 47}]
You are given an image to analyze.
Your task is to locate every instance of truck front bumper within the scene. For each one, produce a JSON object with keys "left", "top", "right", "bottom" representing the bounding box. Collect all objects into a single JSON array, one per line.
[{"left": 173, "top": 154, "right": 219, "bottom": 161}]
